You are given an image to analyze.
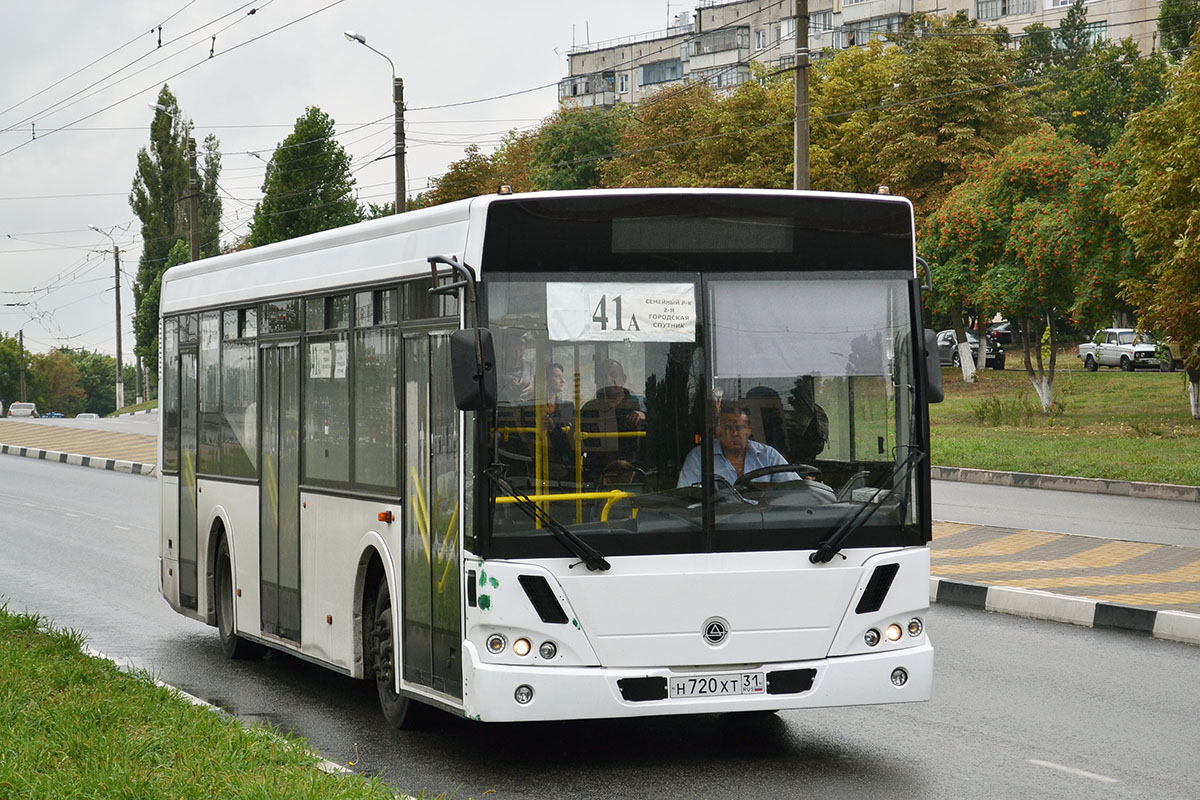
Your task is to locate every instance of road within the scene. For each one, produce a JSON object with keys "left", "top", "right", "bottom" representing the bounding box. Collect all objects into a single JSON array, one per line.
[
  {"left": 2, "top": 457, "right": 1199, "bottom": 798},
  {"left": 932, "top": 479, "right": 1200, "bottom": 547}
]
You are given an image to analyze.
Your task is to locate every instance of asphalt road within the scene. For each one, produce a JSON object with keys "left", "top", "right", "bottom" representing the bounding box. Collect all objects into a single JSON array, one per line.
[
  {"left": 3, "top": 457, "right": 1200, "bottom": 799},
  {"left": 932, "top": 479, "right": 1200, "bottom": 547}
]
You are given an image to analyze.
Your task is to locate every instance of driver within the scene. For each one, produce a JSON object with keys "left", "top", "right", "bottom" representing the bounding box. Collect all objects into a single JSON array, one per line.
[{"left": 677, "top": 407, "right": 800, "bottom": 487}]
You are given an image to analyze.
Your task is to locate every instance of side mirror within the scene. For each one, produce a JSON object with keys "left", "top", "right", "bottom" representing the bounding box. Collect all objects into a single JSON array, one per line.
[
  {"left": 924, "top": 329, "right": 944, "bottom": 404},
  {"left": 449, "top": 328, "right": 497, "bottom": 411}
]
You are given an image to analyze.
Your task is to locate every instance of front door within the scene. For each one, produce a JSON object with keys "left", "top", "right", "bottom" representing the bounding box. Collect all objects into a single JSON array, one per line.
[
  {"left": 402, "top": 330, "right": 463, "bottom": 699},
  {"left": 260, "top": 342, "right": 302, "bottom": 642}
]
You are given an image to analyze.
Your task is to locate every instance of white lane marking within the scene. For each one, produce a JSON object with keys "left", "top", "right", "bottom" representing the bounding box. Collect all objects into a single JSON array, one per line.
[{"left": 1029, "top": 760, "right": 1120, "bottom": 784}]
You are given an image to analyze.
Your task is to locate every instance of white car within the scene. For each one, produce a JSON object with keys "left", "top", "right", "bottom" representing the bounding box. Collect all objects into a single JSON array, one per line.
[
  {"left": 7, "top": 402, "right": 39, "bottom": 418},
  {"left": 76, "top": 413, "right": 100, "bottom": 420}
]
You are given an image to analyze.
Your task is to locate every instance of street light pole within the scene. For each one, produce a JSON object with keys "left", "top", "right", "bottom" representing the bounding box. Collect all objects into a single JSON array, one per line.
[
  {"left": 89, "top": 225, "right": 125, "bottom": 412},
  {"left": 345, "top": 30, "right": 406, "bottom": 213}
]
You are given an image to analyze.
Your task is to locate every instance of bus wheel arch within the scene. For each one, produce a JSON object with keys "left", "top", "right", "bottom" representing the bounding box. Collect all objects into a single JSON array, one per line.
[
  {"left": 213, "top": 529, "right": 264, "bottom": 660},
  {"left": 360, "top": 552, "right": 426, "bottom": 729}
]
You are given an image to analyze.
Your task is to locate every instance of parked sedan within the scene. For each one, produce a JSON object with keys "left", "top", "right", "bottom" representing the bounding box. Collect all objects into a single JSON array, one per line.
[{"left": 936, "top": 329, "right": 1005, "bottom": 370}]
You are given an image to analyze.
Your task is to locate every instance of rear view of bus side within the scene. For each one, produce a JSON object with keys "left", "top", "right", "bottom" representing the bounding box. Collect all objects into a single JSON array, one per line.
[{"left": 158, "top": 188, "right": 942, "bottom": 726}]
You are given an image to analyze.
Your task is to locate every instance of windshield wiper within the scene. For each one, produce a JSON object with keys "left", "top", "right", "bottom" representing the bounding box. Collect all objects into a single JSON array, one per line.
[
  {"left": 486, "top": 468, "right": 611, "bottom": 572},
  {"left": 810, "top": 450, "right": 924, "bottom": 564}
]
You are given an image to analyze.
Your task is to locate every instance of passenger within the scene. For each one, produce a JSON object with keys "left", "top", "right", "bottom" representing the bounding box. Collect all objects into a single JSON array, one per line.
[
  {"left": 579, "top": 358, "right": 645, "bottom": 479},
  {"left": 677, "top": 407, "right": 799, "bottom": 488},
  {"left": 542, "top": 362, "right": 575, "bottom": 479}
]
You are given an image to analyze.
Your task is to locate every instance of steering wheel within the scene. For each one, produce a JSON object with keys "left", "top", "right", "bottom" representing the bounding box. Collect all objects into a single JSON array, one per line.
[{"left": 735, "top": 463, "right": 821, "bottom": 488}]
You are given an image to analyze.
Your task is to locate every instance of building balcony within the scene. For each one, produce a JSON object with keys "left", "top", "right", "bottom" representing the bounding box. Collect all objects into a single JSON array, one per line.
[{"left": 558, "top": 72, "right": 617, "bottom": 109}]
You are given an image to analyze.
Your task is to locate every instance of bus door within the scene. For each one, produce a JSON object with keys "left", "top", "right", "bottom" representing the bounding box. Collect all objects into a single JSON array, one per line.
[
  {"left": 401, "top": 329, "right": 463, "bottom": 699},
  {"left": 260, "top": 342, "right": 302, "bottom": 642},
  {"left": 179, "top": 348, "right": 199, "bottom": 611}
]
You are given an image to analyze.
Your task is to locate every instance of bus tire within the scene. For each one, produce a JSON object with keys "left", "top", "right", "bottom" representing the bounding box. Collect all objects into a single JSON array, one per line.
[
  {"left": 215, "top": 539, "right": 264, "bottom": 660},
  {"left": 370, "top": 579, "right": 425, "bottom": 729}
]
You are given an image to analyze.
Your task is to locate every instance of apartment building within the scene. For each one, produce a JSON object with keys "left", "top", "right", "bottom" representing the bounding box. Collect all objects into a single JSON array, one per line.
[{"left": 558, "top": 0, "right": 1163, "bottom": 110}]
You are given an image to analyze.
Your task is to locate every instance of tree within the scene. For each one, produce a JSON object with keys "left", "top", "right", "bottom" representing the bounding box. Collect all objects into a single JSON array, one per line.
[
  {"left": 1158, "top": 0, "right": 1200, "bottom": 57},
  {"left": 0, "top": 332, "right": 23, "bottom": 404},
  {"left": 129, "top": 85, "right": 222, "bottom": 392},
  {"left": 28, "top": 350, "right": 84, "bottom": 415},
  {"left": 65, "top": 349, "right": 122, "bottom": 416},
  {"left": 248, "top": 106, "right": 361, "bottom": 247},
  {"left": 868, "top": 14, "right": 1032, "bottom": 225},
  {"left": 1112, "top": 46, "right": 1200, "bottom": 417},
  {"left": 532, "top": 106, "right": 624, "bottom": 190},
  {"left": 923, "top": 126, "right": 1097, "bottom": 408}
]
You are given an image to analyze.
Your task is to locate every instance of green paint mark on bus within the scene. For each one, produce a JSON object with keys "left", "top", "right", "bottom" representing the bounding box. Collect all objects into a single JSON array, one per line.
[
  {"left": 488, "top": 575, "right": 499, "bottom": 589},
  {"left": 572, "top": 618, "right": 580, "bottom": 630},
  {"left": 479, "top": 569, "right": 488, "bottom": 587},
  {"left": 479, "top": 594, "right": 491, "bottom": 610}
]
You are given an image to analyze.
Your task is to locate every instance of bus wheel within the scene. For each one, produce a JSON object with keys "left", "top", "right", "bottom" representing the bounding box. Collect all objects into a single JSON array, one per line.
[
  {"left": 215, "top": 539, "right": 263, "bottom": 660},
  {"left": 370, "top": 580, "right": 423, "bottom": 729}
]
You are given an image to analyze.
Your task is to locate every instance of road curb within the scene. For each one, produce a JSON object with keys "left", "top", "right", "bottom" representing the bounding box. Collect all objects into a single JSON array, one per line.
[
  {"left": 932, "top": 466, "right": 1200, "bottom": 503},
  {"left": 930, "top": 577, "right": 1200, "bottom": 647},
  {"left": 0, "top": 443, "right": 156, "bottom": 477}
]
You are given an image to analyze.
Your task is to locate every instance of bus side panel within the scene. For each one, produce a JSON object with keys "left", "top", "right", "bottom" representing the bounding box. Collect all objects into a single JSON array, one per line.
[
  {"left": 196, "top": 480, "right": 258, "bottom": 628},
  {"left": 300, "top": 492, "right": 402, "bottom": 673},
  {"left": 827, "top": 547, "right": 931, "bottom": 657},
  {"left": 159, "top": 474, "right": 181, "bottom": 612}
]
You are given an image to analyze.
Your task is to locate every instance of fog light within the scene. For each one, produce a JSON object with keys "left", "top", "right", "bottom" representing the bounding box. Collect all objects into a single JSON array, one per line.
[
  {"left": 864, "top": 628, "right": 881, "bottom": 647},
  {"left": 486, "top": 633, "right": 506, "bottom": 655},
  {"left": 907, "top": 617, "right": 923, "bottom": 637},
  {"left": 885, "top": 624, "right": 903, "bottom": 642},
  {"left": 538, "top": 641, "right": 558, "bottom": 660},
  {"left": 514, "top": 684, "right": 534, "bottom": 704},
  {"left": 891, "top": 668, "right": 908, "bottom": 687},
  {"left": 513, "top": 637, "right": 532, "bottom": 657}
]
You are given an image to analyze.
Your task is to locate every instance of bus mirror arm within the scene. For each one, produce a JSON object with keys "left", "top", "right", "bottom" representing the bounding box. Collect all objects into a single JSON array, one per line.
[{"left": 427, "top": 255, "right": 499, "bottom": 411}]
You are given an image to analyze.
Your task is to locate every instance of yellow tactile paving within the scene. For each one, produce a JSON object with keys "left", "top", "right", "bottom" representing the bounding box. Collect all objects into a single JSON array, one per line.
[
  {"left": 934, "top": 539, "right": 1163, "bottom": 574},
  {"left": 931, "top": 521, "right": 977, "bottom": 539},
  {"left": 933, "top": 529, "right": 1065, "bottom": 558},
  {"left": 0, "top": 420, "right": 157, "bottom": 465},
  {"left": 987, "top": 558, "right": 1200, "bottom": 591},
  {"left": 1087, "top": 590, "right": 1200, "bottom": 607}
]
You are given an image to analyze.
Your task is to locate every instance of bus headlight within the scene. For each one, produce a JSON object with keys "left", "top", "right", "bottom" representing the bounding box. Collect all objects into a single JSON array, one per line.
[
  {"left": 907, "top": 617, "right": 923, "bottom": 637},
  {"left": 486, "top": 633, "right": 507, "bottom": 655},
  {"left": 864, "top": 629, "right": 881, "bottom": 647},
  {"left": 891, "top": 668, "right": 909, "bottom": 687},
  {"left": 538, "top": 641, "right": 558, "bottom": 660},
  {"left": 885, "top": 624, "right": 903, "bottom": 642},
  {"left": 514, "top": 685, "right": 534, "bottom": 704},
  {"left": 513, "top": 638, "right": 532, "bottom": 657}
]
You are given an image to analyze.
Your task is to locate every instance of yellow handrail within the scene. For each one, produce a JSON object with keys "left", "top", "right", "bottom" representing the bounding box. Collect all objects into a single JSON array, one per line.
[{"left": 494, "top": 490, "right": 635, "bottom": 522}]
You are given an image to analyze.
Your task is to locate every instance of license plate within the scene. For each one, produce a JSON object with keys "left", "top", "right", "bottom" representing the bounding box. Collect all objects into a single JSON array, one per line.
[{"left": 668, "top": 672, "right": 765, "bottom": 698}]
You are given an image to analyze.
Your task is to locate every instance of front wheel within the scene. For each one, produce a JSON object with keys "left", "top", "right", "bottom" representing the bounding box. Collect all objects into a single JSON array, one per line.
[
  {"left": 1161, "top": 350, "right": 1176, "bottom": 373},
  {"left": 215, "top": 539, "right": 264, "bottom": 660},
  {"left": 370, "top": 580, "right": 426, "bottom": 729},
  {"left": 1085, "top": 355, "right": 1098, "bottom": 372}
]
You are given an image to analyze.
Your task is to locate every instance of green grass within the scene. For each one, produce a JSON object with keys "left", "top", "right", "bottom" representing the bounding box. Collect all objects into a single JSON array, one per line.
[
  {"left": 931, "top": 365, "right": 1200, "bottom": 486},
  {"left": 112, "top": 398, "right": 159, "bottom": 417},
  {"left": 0, "top": 606, "right": 403, "bottom": 800}
]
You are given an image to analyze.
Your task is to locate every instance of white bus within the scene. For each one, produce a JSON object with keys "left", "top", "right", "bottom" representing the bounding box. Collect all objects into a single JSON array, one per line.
[{"left": 158, "top": 188, "right": 944, "bottom": 726}]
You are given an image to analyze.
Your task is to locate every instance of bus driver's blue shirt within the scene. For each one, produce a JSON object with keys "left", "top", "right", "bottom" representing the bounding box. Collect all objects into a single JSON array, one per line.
[{"left": 676, "top": 440, "right": 799, "bottom": 487}]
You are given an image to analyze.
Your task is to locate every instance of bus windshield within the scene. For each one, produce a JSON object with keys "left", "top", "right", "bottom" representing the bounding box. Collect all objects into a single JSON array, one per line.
[{"left": 483, "top": 272, "right": 921, "bottom": 558}]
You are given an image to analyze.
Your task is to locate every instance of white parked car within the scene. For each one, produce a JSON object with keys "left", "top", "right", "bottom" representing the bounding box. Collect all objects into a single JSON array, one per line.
[
  {"left": 1078, "top": 328, "right": 1161, "bottom": 372},
  {"left": 7, "top": 402, "right": 39, "bottom": 418},
  {"left": 76, "top": 412, "right": 100, "bottom": 420}
]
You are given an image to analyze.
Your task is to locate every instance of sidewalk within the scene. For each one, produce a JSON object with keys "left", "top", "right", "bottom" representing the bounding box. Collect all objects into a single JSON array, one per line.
[{"left": 2, "top": 420, "right": 1198, "bottom": 645}]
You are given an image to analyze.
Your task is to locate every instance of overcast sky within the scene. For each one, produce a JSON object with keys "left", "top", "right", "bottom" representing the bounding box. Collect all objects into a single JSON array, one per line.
[{"left": 0, "top": 0, "right": 674, "bottom": 358}]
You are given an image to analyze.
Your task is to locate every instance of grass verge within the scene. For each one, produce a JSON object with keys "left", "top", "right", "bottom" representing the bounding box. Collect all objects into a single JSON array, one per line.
[
  {"left": 931, "top": 366, "right": 1200, "bottom": 486},
  {"left": 0, "top": 606, "right": 397, "bottom": 800}
]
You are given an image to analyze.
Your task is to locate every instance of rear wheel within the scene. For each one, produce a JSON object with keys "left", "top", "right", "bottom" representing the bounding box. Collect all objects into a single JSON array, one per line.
[
  {"left": 215, "top": 539, "right": 264, "bottom": 660},
  {"left": 1120, "top": 355, "right": 1133, "bottom": 372},
  {"left": 369, "top": 579, "right": 426, "bottom": 729}
]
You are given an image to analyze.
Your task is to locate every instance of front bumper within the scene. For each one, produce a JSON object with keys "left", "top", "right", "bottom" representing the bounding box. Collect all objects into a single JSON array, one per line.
[{"left": 461, "top": 640, "right": 933, "bottom": 722}]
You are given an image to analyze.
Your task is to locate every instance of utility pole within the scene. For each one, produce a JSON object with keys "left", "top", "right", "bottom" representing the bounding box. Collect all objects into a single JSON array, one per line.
[
  {"left": 112, "top": 244, "right": 124, "bottom": 411},
  {"left": 188, "top": 137, "right": 201, "bottom": 262},
  {"left": 393, "top": 76, "right": 406, "bottom": 213},
  {"left": 793, "top": 0, "right": 810, "bottom": 191},
  {"left": 18, "top": 329, "right": 26, "bottom": 401}
]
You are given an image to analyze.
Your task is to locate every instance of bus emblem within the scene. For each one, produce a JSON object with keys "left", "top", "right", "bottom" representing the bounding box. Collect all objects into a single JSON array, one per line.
[{"left": 702, "top": 617, "right": 729, "bottom": 646}]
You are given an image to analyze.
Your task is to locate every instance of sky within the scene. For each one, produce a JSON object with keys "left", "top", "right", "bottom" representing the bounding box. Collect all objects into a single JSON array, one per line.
[{"left": 0, "top": 0, "right": 676, "bottom": 358}]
